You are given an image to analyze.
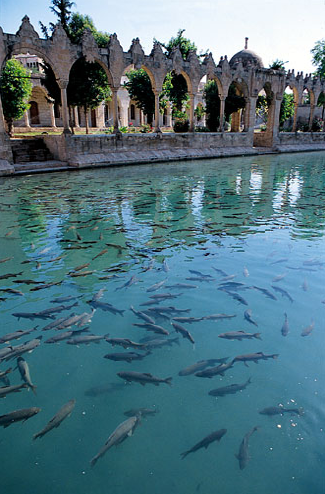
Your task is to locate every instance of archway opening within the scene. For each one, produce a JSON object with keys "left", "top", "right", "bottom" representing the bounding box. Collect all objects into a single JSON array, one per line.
[
  {"left": 279, "top": 86, "right": 295, "bottom": 131},
  {"left": 161, "top": 71, "right": 190, "bottom": 132},
  {"left": 225, "top": 82, "right": 246, "bottom": 132},
  {"left": 202, "top": 77, "right": 221, "bottom": 132},
  {"left": 316, "top": 92, "right": 325, "bottom": 129},
  {"left": 255, "top": 84, "right": 273, "bottom": 132},
  {"left": 67, "top": 57, "right": 111, "bottom": 134},
  {"left": 122, "top": 65, "right": 155, "bottom": 130}
]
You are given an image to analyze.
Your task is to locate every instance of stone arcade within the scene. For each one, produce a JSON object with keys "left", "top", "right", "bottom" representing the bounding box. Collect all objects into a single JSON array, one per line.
[{"left": 1, "top": 16, "right": 325, "bottom": 175}]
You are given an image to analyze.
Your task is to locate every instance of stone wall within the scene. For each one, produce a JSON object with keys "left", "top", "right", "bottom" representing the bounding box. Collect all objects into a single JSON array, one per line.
[{"left": 278, "top": 132, "right": 325, "bottom": 145}]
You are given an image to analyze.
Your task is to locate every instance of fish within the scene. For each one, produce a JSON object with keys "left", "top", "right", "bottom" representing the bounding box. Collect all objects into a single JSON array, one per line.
[
  {"left": 130, "top": 306, "right": 155, "bottom": 325},
  {"left": 281, "top": 312, "right": 289, "bottom": 337},
  {"left": 202, "top": 313, "right": 237, "bottom": 321},
  {"left": 3, "top": 337, "right": 42, "bottom": 361},
  {"left": 92, "top": 249, "right": 108, "bottom": 261},
  {"left": 69, "top": 263, "right": 90, "bottom": 273},
  {"left": 186, "top": 277, "right": 214, "bottom": 283},
  {"left": 142, "top": 337, "right": 180, "bottom": 349},
  {"left": 12, "top": 311, "right": 53, "bottom": 321},
  {"left": 66, "top": 333, "right": 109, "bottom": 345},
  {"left": 171, "top": 322, "right": 195, "bottom": 344},
  {"left": 259, "top": 405, "right": 303, "bottom": 416},
  {"left": 0, "top": 383, "right": 28, "bottom": 398},
  {"left": 301, "top": 320, "right": 314, "bottom": 337},
  {"left": 33, "top": 399, "right": 76, "bottom": 440},
  {"left": 172, "top": 317, "right": 202, "bottom": 324},
  {"left": 165, "top": 283, "right": 198, "bottom": 289},
  {"left": 117, "top": 371, "right": 172, "bottom": 386},
  {"left": 75, "top": 309, "right": 96, "bottom": 327},
  {"left": 180, "top": 429, "right": 227, "bottom": 459},
  {"left": 224, "top": 291, "right": 248, "bottom": 306},
  {"left": 89, "top": 300, "right": 124, "bottom": 316},
  {"left": 0, "top": 367, "right": 12, "bottom": 380},
  {"left": 218, "top": 331, "right": 262, "bottom": 341},
  {"left": 162, "top": 260, "right": 169, "bottom": 272},
  {"left": 146, "top": 280, "right": 167, "bottom": 293},
  {"left": 0, "top": 407, "right": 41, "bottom": 428},
  {"left": 1, "top": 288, "right": 24, "bottom": 296},
  {"left": 208, "top": 377, "right": 252, "bottom": 397},
  {"left": 17, "top": 357, "right": 37, "bottom": 394},
  {"left": 212, "top": 267, "right": 228, "bottom": 276},
  {"left": 270, "top": 258, "right": 288, "bottom": 265},
  {"left": 252, "top": 286, "right": 277, "bottom": 301},
  {"left": 178, "top": 358, "right": 229, "bottom": 376},
  {"left": 271, "top": 285, "right": 293, "bottom": 303},
  {"left": 90, "top": 415, "right": 141, "bottom": 467},
  {"left": 115, "top": 275, "right": 139, "bottom": 291},
  {"left": 0, "top": 271, "right": 23, "bottom": 280},
  {"left": 84, "top": 383, "right": 125, "bottom": 397},
  {"left": 0, "top": 257, "right": 13, "bottom": 264},
  {"left": 195, "top": 361, "right": 234, "bottom": 378},
  {"left": 149, "top": 293, "right": 183, "bottom": 300},
  {"left": 233, "top": 352, "right": 279, "bottom": 366},
  {"left": 30, "top": 281, "right": 62, "bottom": 291},
  {"left": 51, "top": 295, "right": 82, "bottom": 304},
  {"left": 0, "top": 326, "right": 38, "bottom": 344},
  {"left": 124, "top": 408, "right": 158, "bottom": 418},
  {"left": 105, "top": 338, "right": 148, "bottom": 350},
  {"left": 189, "top": 270, "right": 213, "bottom": 278},
  {"left": 91, "top": 288, "right": 106, "bottom": 302},
  {"left": 69, "top": 270, "right": 94, "bottom": 278},
  {"left": 244, "top": 310, "right": 258, "bottom": 327},
  {"left": 44, "top": 328, "right": 90, "bottom": 344},
  {"left": 133, "top": 323, "right": 169, "bottom": 336},
  {"left": 235, "top": 426, "right": 259, "bottom": 470},
  {"left": 104, "top": 351, "right": 151, "bottom": 363}
]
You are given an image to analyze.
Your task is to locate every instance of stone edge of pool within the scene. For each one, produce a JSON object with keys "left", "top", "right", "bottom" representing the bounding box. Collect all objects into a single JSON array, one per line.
[{"left": 2, "top": 143, "right": 325, "bottom": 177}]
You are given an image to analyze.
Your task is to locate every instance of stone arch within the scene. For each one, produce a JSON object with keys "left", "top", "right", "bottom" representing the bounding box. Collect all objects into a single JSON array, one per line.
[
  {"left": 225, "top": 80, "right": 248, "bottom": 132},
  {"left": 255, "top": 81, "right": 274, "bottom": 131},
  {"left": 5, "top": 47, "right": 60, "bottom": 82}
]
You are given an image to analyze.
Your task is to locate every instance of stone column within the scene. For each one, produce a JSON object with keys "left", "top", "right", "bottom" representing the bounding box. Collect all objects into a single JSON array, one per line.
[
  {"left": 189, "top": 93, "right": 195, "bottom": 132},
  {"left": 111, "top": 88, "right": 120, "bottom": 133},
  {"left": 73, "top": 107, "right": 79, "bottom": 128},
  {"left": 24, "top": 111, "right": 31, "bottom": 128},
  {"left": 166, "top": 102, "right": 172, "bottom": 127},
  {"left": 292, "top": 103, "right": 299, "bottom": 132},
  {"left": 308, "top": 104, "right": 315, "bottom": 130},
  {"left": 0, "top": 95, "right": 14, "bottom": 164},
  {"left": 265, "top": 97, "right": 282, "bottom": 147},
  {"left": 219, "top": 97, "right": 225, "bottom": 131},
  {"left": 153, "top": 90, "right": 161, "bottom": 133},
  {"left": 49, "top": 103, "right": 56, "bottom": 128},
  {"left": 59, "top": 82, "right": 71, "bottom": 134},
  {"left": 231, "top": 111, "right": 241, "bottom": 132},
  {"left": 245, "top": 97, "right": 257, "bottom": 134}
]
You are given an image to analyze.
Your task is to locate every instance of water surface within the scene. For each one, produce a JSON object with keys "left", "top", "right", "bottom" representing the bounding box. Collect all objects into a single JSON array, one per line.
[{"left": 0, "top": 152, "right": 324, "bottom": 494}]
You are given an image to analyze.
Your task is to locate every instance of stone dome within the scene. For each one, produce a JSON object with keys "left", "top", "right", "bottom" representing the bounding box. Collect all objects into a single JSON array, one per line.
[{"left": 229, "top": 39, "right": 264, "bottom": 68}]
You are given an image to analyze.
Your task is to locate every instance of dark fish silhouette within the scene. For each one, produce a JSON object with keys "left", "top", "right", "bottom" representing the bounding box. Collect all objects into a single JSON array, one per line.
[
  {"left": 33, "top": 399, "right": 76, "bottom": 439},
  {"left": 233, "top": 352, "right": 279, "bottom": 366},
  {"left": 244, "top": 309, "right": 258, "bottom": 327},
  {"left": 259, "top": 405, "right": 303, "bottom": 416},
  {"left": 195, "top": 361, "right": 234, "bottom": 378},
  {"left": 209, "top": 377, "right": 252, "bottom": 397},
  {"left": 0, "top": 407, "right": 41, "bottom": 428},
  {"left": 235, "top": 426, "right": 259, "bottom": 469},
  {"left": 218, "top": 331, "right": 261, "bottom": 341},
  {"left": 117, "top": 371, "right": 172, "bottom": 386},
  {"left": 281, "top": 312, "right": 289, "bottom": 337},
  {"left": 90, "top": 415, "right": 141, "bottom": 467},
  {"left": 178, "top": 358, "right": 229, "bottom": 376},
  {"left": 271, "top": 285, "right": 293, "bottom": 302},
  {"left": 181, "top": 429, "right": 227, "bottom": 459}
]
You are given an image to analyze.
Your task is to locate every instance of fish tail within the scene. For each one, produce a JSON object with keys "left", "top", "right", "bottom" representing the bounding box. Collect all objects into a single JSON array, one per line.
[
  {"left": 31, "top": 385, "right": 37, "bottom": 396},
  {"left": 180, "top": 451, "right": 189, "bottom": 460},
  {"left": 164, "top": 377, "right": 173, "bottom": 386},
  {"left": 90, "top": 457, "right": 98, "bottom": 467},
  {"left": 33, "top": 432, "right": 42, "bottom": 440},
  {"left": 254, "top": 333, "right": 262, "bottom": 340}
]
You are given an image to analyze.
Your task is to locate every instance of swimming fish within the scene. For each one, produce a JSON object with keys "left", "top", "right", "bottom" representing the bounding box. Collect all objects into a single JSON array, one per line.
[
  {"left": 235, "top": 426, "right": 259, "bottom": 470},
  {"left": 33, "top": 399, "right": 76, "bottom": 439},
  {"left": 180, "top": 429, "right": 227, "bottom": 459},
  {"left": 208, "top": 378, "right": 252, "bottom": 397},
  {"left": 117, "top": 371, "right": 172, "bottom": 386},
  {"left": 0, "top": 407, "right": 41, "bottom": 428}
]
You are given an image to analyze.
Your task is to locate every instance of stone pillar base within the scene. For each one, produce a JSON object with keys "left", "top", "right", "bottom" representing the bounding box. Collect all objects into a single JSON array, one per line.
[{"left": 0, "top": 159, "right": 15, "bottom": 176}]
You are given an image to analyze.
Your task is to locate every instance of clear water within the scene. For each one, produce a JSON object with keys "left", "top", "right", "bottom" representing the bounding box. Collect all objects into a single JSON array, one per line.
[{"left": 0, "top": 152, "right": 324, "bottom": 494}]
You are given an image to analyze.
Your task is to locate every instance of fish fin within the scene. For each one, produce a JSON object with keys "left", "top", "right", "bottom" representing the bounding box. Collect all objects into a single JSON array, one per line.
[
  {"left": 164, "top": 377, "right": 172, "bottom": 386},
  {"left": 254, "top": 333, "right": 262, "bottom": 339},
  {"left": 180, "top": 451, "right": 188, "bottom": 460},
  {"left": 244, "top": 362, "right": 249, "bottom": 367},
  {"left": 143, "top": 373, "right": 153, "bottom": 377}
]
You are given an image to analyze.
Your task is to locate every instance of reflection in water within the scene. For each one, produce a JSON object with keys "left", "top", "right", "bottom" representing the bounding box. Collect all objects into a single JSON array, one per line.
[{"left": 0, "top": 151, "right": 324, "bottom": 494}]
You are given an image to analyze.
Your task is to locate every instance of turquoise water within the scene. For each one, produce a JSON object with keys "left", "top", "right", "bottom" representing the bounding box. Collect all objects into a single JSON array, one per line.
[{"left": 0, "top": 152, "right": 324, "bottom": 494}]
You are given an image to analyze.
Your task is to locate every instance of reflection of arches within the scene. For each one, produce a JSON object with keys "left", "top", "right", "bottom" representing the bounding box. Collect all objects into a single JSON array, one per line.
[{"left": 29, "top": 101, "right": 40, "bottom": 125}]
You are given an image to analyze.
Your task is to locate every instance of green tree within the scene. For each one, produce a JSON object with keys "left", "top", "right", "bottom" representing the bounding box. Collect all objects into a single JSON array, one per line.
[
  {"left": 123, "top": 69, "right": 154, "bottom": 124},
  {"left": 160, "top": 29, "right": 197, "bottom": 60},
  {"left": 311, "top": 39, "right": 325, "bottom": 120},
  {"left": 225, "top": 83, "right": 246, "bottom": 123},
  {"left": 68, "top": 13, "right": 110, "bottom": 47},
  {"left": 0, "top": 59, "right": 33, "bottom": 136},
  {"left": 279, "top": 93, "right": 295, "bottom": 128},
  {"left": 67, "top": 58, "right": 111, "bottom": 133},
  {"left": 50, "top": 0, "right": 75, "bottom": 31},
  {"left": 269, "top": 59, "right": 288, "bottom": 71},
  {"left": 203, "top": 80, "right": 220, "bottom": 131}
]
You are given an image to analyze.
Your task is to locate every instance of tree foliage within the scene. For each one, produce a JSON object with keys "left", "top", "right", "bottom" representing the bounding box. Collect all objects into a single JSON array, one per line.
[
  {"left": 68, "top": 13, "right": 110, "bottom": 47},
  {"left": 50, "top": 0, "right": 75, "bottom": 31},
  {"left": 0, "top": 59, "right": 33, "bottom": 135},
  {"left": 311, "top": 39, "right": 325, "bottom": 78},
  {"left": 161, "top": 72, "right": 188, "bottom": 112},
  {"left": 225, "top": 84, "right": 246, "bottom": 123},
  {"left": 203, "top": 80, "right": 220, "bottom": 131},
  {"left": 269, "top": 59, "right": 287, "bottom": 71},
  {"left": 67, "top": 58, "right": 111, "bottom": 132},
  {"left": 279, "top": 92, "right": 295, "bottom": 128},
  {"left": 159, "top": 29, "right": 197, "bottom": 60},
  {"left": 123, "top": 69, "right": 154, "bottom": 123}
]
